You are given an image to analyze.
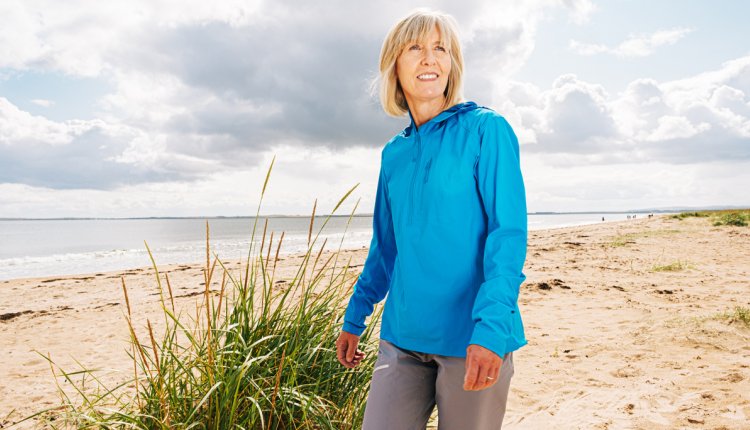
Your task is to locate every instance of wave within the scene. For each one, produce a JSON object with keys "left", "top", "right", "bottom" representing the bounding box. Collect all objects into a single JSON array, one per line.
[{"left": 0, "top": 230, "right": 372, "bottom": 281}]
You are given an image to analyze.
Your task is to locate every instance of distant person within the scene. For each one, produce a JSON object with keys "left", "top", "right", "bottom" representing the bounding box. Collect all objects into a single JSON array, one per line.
[
  {"left": 336, "top": 9, "right": 527, "bottom": 429},
  {"left": 602, "top": 217, "right": 605, "bottom": 221}
]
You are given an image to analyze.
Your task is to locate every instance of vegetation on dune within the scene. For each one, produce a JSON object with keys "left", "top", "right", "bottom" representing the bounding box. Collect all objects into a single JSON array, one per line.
[
  {"left": 712, "top": 211, "right": 749, "bottom": 227},
  {"left": 712, "top": 306, "right": 750, "bottom": 328},
  {"left": 22, "top": 158, "right": 381, "bottom": 429},
  {"left": 608, "top": 229, "right": 681, "bottom": 247},
  {"left": 650, "top": 260, "right": 693, "bottom": 272},
  {"left": 669, "top": 211, "right": 710, "bottom": 220},
  {"left": 670, "top": 209, "right": 750, "bottom": 227},
  {"left": 609, "top": 208, "right": 749, "bottom": 248}
]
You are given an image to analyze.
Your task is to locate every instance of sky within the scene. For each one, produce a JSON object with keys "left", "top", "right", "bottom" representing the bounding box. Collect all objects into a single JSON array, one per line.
[{"left": 0, "top": 0, "right": 749, "bottom": 218}]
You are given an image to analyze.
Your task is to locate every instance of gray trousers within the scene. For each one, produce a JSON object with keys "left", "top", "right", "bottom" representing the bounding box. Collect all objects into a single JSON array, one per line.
[{"left": 362, "top": 339, "right": 514, "bottom": 430}]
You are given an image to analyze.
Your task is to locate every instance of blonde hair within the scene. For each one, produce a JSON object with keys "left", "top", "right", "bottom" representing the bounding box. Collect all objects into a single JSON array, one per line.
[{"left": 377, "top": 9, "right": 465, "bottom": 117}]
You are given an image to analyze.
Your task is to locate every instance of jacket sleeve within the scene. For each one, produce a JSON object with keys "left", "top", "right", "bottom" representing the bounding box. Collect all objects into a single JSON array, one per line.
[
  {"left": 342, "top": 152, "right": 397, "bottom": 336},
  {"left": 470, "top": 114, "right": 528, "bottom": 357}
]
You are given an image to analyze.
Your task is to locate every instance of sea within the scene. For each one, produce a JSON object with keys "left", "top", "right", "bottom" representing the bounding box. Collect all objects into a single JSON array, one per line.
[{"left": 0, "top": 212, "right": 659, "bottom": 281}]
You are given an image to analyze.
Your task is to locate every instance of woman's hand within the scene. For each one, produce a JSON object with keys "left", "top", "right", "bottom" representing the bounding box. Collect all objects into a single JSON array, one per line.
[
  {"left": 463, "top": 344, "right": 503, "bottom": 391},
  {"left": 336, "top": 331, "right": 365, "bottom": 368}
]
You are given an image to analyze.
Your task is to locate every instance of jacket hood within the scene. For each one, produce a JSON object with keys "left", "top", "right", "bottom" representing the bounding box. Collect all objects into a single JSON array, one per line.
[{"left": 404, "top": 101, "right": 479, "bottom": 137}]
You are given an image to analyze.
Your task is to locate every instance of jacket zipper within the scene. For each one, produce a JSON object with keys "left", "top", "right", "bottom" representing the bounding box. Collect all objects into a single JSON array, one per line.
[
  {"left": 408, "top": 130, "right": 422, "bottom": 225},
  {"left": 423, "top": 158, "right": 432, "bottom": 184}
]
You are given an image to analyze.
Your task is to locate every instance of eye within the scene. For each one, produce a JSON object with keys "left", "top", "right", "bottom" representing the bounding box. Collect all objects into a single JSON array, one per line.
[
  {"left": 408, "top": 44, "right": 421, "bottom": 51},
  {"left": 435, "top": 45, "right": 447, "bottom": 52}
]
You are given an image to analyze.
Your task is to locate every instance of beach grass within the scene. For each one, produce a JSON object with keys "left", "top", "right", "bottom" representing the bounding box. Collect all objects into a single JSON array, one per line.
[
  {"left": 22, "top": 158, "right": 381, "bottom": 429},
  {"left": 651, "top": 260, "right": 693, "bottom": 272},
  {"left": 608, "top": 229, "right": 681, "bottom": 247},
  {"left": 713, "top": 306, "right": 750, "bottom": 328},
  {"left": 712, "top": 211, "right": 749, "bottom": 227},
  {"left": 669, "top": 211, "right": 710, "bottom": 220},
  {"left": 670, "top": 209, "right": 750, "bottom": 226}
]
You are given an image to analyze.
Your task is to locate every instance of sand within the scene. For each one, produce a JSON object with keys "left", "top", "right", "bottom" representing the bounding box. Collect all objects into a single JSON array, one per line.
[{"left": 1, "top": 214, "right": 749, "bottom": 429}]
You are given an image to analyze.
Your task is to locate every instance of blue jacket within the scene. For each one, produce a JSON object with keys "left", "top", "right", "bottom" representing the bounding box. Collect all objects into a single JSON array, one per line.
[{"left": 343, "top": 101, "right": 528, "bottom": 358}]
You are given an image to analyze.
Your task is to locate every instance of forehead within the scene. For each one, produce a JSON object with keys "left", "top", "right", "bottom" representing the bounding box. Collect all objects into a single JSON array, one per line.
[{"left": 402, "top": 21, "right": 448, "bottom": 45}]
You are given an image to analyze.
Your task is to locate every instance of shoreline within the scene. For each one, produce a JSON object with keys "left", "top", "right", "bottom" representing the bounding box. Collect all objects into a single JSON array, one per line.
[
  {"left": 0, "top": 215, "right": 667, "bottom": 284},
  {"left": 2, "top": 214, "right": 748, "bottom": 428}
]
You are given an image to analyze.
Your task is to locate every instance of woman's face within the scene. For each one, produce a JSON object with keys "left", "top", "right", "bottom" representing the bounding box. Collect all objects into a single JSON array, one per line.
[{"left": 396, "top": 25, "right": 451, "bottom": 107}]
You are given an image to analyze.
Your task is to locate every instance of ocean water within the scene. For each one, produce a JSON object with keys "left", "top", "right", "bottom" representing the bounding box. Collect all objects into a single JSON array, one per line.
[{"left": 0, "top": 213, "right": 655, "bottom": 281}]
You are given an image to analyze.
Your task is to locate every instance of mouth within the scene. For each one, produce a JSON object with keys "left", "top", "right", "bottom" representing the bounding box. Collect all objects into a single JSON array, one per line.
[{"left": 417, "top": 73, "right": 439, "bottom": 81}]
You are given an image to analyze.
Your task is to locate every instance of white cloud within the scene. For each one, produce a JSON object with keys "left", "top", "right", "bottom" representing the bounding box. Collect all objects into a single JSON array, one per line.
[
  {"left": 0, "top": 0, "right": 267, "bottom": 76},
  {"left": 0, "top": 144, "right": 380, "bottom": 218},
  {"left": 644, "top": 115, "right": 710, "bottom": 142},
  {"left": 619, "top": 27, "right": 693, "bottom": 57},
  {"left": 0, "top": 97, "right": 83, "bottom": 145},
  {"left": 0, "top": 0, "right": 747, "bottom": 216},
  {"left": 498, "top": 55, "right": 750, "bottom": 165},
  {"left": 570, "top": 27, "right": 693, "bottom": 58},
  {"left": 0, "top": 97, "right": 218, "bottom": 189},
  {"left": 561, "top": 0, "right": 597, "bottom": 24},
  {"left": 1, "top": 0, "right": 580, "bottom": 192},
  {"left": 522, "top": 155, "right": 750, "bottom": 212},
  {"left": 30, "top": 99, "right": 54, "bottom": 107}
]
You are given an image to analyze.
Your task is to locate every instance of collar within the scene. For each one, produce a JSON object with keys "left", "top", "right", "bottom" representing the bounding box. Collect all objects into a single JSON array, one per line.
[{"left": 404, "top": 101, "right": 478, "bottom": 137}]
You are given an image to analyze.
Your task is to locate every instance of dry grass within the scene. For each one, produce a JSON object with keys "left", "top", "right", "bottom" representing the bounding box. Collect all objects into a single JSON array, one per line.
[
  {"left": 608, "top": 229, "right": 681, "bottom": 247},
  {"left": 651, "top": 260, "right": 693, "bottom": 272},
  {"left": 713, "top": 306, "right": 750, "bottom": 328}
]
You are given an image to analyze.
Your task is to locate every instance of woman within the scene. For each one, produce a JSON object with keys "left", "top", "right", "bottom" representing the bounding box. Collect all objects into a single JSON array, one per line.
[{"left": 336, "top": 9, "right": 528, "bottom": 429}]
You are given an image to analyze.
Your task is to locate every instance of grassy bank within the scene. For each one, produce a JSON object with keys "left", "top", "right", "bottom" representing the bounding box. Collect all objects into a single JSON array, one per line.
[{"left": 670, "top": 209, "right": 750, "bottom": 226}]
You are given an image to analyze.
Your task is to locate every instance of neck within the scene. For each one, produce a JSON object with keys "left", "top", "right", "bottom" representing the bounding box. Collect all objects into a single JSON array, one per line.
[{"left": 406, "top": 95, "right": 447, "bottom": 129}]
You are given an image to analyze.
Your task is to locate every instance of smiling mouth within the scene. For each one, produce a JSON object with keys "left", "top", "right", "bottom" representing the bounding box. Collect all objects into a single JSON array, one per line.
[{"left": 417, "top": 73, "right": 438, "bottom": 80}]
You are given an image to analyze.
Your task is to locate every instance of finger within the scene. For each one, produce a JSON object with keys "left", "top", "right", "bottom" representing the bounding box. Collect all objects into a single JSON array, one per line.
[
  {"left": 463, "top": 358, "right": 479, "bottom": 391},
  {"left": 485, "top": 364, "right": 500, "bottom": 389},
  {"left": 490, "top": 357, "right": 504, "bottom": 385},
  {"left": 337, "top": 339, "right": 350, "bottom": 365},
  {"left": 336, "top": 337, "right": 355, "bottom": 368},
  {"left": 475, "top": 362, "right": 490, "bottom": 391},
  {"left": 352, "top": 350, "right": 365, "bottom": 362},
  {"left": 336, "top": 340, "right": 345, "bottom": 365},
  {"left": 346, "top": 338, "right": 357, "bottom": 363}
]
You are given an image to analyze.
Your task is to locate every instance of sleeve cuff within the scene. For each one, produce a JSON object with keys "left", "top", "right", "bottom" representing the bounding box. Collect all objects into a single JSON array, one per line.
[
  {"left": 342, "top": 320, "right": 365, "bottom": 336},
  {"left": 469, "top": 320, "right": 511, "bottom": 358}
]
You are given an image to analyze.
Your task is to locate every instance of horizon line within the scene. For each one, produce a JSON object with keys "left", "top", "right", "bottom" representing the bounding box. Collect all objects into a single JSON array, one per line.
[{"left": 2, "top": 206, "right": 748, "bottom": 221}]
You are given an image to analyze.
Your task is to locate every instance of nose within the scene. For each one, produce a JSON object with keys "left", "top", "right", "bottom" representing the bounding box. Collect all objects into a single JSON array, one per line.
[{"left": 421, "top": 48, "right": 436, "bottom": 66}]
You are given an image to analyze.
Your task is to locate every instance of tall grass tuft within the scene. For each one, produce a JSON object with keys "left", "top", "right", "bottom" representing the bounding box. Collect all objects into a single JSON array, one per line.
[
  {"left": 24, "top": 158, "right": 381, "bottom": 429},
  {"left": 651, "top": 260, "right": 692, "bottom": 272},
  {"left": 712, "top": 211, "right": 749, "bottom": 227},
  {"left": 712, "top": 306, "right": 750, "bottom": 328}
]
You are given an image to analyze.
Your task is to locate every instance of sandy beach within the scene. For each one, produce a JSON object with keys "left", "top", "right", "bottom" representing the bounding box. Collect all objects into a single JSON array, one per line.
[{"left": 1, "top": 214, "right": 748, "bottom": 429}]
